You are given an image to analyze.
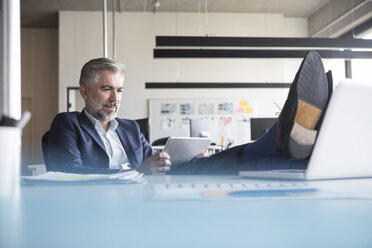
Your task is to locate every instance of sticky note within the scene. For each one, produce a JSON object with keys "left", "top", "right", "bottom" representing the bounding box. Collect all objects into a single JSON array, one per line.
[
  {"left": 236, "top": 107, "right": 244, "bottom": 113},
  {"left": 240, "top": 101, "right": 248, "bottom": 107},
  {"left": 245, "top": 108, "right": 253, "bottom": 114},
  {"left": 223, "top": 118, "right": 232, "bottom": 125}
]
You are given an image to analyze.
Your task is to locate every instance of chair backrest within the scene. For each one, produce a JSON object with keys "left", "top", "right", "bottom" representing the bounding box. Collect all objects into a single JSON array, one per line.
[
  {"left": 151, "top": 137, "right": 169, "bottom": 146},
  {"left": 250, "top": 118, "right": 277, "bottom": 141},
  {"left": 41, "top": 131, "right": 50, "bottom": 169},
  {"left": 135, "top": 118, "right": 149, "bottom": 141}
]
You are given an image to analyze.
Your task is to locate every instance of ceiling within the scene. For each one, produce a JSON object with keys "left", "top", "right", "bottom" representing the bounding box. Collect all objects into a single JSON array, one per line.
[{"left": 20, "top": 0, "right": 330, "bottom": 28}]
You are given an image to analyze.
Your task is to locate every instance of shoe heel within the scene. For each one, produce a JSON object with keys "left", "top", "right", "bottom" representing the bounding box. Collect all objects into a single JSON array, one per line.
[
  {"left": 289, "top": 122, "right": 318, "bottom": 159},
  {"left": 289, "top": 100, "right": 321, "bottom": 159},
  {"left": 294, "top": 99, "right": 322, "bottom": 130}
]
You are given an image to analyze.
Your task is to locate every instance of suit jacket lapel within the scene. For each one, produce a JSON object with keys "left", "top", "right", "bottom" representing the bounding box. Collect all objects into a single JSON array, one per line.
[
  {"left": 78, "top": 111, "right": 107, "bottom": 153},
  {"left": 115, "top": 123, "right": 138, "bottom": 166}
]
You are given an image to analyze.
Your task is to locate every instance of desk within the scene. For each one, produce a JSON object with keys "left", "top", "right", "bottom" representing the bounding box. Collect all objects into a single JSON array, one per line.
[{"left": 1, "top": 175, "right": 372, "bottom": 248}]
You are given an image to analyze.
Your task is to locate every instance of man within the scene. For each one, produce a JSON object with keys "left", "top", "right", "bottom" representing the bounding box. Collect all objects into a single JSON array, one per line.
[
  {"left": 47, "top": 51, "right": 331, "bottom": 175},
  {"left": 46, "top": 58, "right": 171, "bottom": 174}
]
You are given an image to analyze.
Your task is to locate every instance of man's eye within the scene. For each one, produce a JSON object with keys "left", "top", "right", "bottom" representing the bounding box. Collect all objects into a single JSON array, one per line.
[
  {"left": 117, "top": 89, "right": 123, "bottom": 93},
  {"left": 102, "top": 87, "right": 110, "bottom": 91}
]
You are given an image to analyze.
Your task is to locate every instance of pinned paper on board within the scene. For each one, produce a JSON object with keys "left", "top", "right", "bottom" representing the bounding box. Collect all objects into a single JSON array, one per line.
[
  {"left": 180, "top": 103, "right": 195, "bottom": 115},
  {"left": 150, "top": 98, "right": 258, "bottom": 147},
  {"left": 220, "top": 116, "right": 232, "bottom": 126},
  {"left": 218, "top": 102, "right": 234, "bottom": 114},
  {"left": 180, "top": 118, "right": 190, "bottom": 129},
  {"left": 161, "top": 117, "right": 177, "bottom": 129},
  {"left": 237, "top": 117, "right": 250, "bottom": 122},
  {"left": 198, "top": 103, "right": 215, "bottom": 115},
  {"left": 161, "top": 104, "right": 177, "bottom": 115},
  {"left": 233, "top": 119, "right": 251, "bottom": 142}
]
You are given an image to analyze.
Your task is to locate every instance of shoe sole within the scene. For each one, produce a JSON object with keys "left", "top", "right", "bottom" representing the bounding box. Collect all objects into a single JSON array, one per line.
[{"left": 288, "top": 51, "right": 328, "bottom": 159}]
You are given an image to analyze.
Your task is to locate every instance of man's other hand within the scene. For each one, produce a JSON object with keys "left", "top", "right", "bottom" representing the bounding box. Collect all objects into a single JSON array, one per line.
[
  {"left": 137, "top": 152, "right": 171, "bottom": 175},
  {"left": 198, "top": 151, "right": 209, "bottom": 157}
]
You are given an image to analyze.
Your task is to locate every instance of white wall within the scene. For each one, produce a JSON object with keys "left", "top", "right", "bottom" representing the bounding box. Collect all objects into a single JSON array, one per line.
[
  {"left": 21, "top": 28, "right": 58, "bottom": 173},
  {"left": 59, "top": 11, "right": 308, "bottom": 119}
]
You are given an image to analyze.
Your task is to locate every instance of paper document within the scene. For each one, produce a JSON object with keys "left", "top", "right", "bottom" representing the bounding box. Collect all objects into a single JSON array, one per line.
[{"left": 22, "top": 170, "right": 144, "bottom": 184}]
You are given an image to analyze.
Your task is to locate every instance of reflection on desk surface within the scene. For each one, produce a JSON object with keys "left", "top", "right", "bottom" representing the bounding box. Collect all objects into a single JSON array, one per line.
[{"left": 2, "top": 175, "right": 372, "bottom": 248}]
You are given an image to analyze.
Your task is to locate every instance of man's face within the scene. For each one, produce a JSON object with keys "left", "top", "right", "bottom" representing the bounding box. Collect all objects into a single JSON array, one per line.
[{"left": 80, "top": 70, "right": 124, "bottom": 123}]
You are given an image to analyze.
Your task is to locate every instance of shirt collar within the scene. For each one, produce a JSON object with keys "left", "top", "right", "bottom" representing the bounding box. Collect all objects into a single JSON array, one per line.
[{"left": 84, "top": 109, "right": 118, "bottom": 131}]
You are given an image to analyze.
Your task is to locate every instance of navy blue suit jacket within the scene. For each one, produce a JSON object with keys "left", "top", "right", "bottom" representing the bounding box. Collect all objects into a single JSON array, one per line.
[{"left": 46, "top": 111, "right": 155, "bottom": 174}]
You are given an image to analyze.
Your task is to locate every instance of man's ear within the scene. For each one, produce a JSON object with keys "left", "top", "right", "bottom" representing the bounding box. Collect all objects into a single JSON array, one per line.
[{"left": 80, "top": 84, "right": 88, "bottom": 101}]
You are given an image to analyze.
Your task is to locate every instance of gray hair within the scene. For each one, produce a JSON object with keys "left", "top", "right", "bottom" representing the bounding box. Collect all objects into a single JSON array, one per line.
[{"left": 79, "top": 58, "right": 126, "bottom": 86}]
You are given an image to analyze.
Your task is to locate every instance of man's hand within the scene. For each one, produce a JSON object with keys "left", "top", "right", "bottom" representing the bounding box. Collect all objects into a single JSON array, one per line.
[
  {"left": 198, "top": 151, "right": 209, "bottom": 157},
  {"left": 137, "top": 152, "right": 171, "bottom": 175}
]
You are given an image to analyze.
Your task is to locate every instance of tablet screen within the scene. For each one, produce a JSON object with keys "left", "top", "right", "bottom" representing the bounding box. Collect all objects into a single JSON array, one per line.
[{"left": 163, "top": 137, "right": 210, "bottom": 164}]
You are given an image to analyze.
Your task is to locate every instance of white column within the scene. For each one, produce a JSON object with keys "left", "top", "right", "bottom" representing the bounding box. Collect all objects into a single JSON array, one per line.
[
  {"left": 103, "top": 0, "right": 108, "bottom": 58},
  {"left": 112, "top": 0, "right": 116, "bottom": 60},
  {"left": 1, "top": 0, "right": 21, "bottom": 120}
]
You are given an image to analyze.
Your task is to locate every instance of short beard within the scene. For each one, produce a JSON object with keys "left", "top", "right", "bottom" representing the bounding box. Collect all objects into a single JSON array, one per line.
[{"left": 86, "top": 98, "right": 119, "bottom": 123}]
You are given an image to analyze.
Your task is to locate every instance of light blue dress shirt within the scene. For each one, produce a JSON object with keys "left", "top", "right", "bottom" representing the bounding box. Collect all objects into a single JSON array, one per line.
[{"left": 84, "top": 110, "right": 131, "bottom": 170}]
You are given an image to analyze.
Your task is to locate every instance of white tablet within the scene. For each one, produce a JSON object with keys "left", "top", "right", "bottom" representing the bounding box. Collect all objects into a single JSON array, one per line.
[{"left": 163, "top": 137, "right": 211, "bottom": 164}]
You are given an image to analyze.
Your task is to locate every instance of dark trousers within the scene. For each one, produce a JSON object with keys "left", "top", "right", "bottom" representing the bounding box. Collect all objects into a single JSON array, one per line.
[{"left": 170, "top": 124, "right": 308, "bottom": 175}]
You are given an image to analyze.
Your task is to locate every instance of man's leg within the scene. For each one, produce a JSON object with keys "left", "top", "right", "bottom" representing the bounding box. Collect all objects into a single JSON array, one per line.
[
  {"left": 170, "top": 51, "right": 331, "bottom": 175},
  {"left": 243, "top": 52, "right": 331, "bottom": 169},
  {"left": 170, "top": 122, "right": 308, "bottom": 175},
  {"left": 171, "top": 124, "right": 278, "bottom": 175}
]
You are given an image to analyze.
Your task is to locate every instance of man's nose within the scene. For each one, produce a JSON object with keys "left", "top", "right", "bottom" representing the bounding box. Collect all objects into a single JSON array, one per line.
[{"left": 110, "top": 90, "right": 119, "bottom": 102}]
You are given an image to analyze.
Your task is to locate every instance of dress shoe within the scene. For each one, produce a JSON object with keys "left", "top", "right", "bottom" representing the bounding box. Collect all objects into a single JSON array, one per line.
[{"left": 276, "top": 51, "right": 329, "bottom": 160}]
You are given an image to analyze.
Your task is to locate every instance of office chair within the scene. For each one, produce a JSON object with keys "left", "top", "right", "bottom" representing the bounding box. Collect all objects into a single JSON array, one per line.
[
  {"left": 41, "top": 130, "right": 50, "bottom": 170},
  {"left": 250, "top": 118, "right": 277, "bottom": 141},
  {"left": 151, "top": 137, "right": 169, "bottom": 146},
  {"left": 135, "top": 118, "right": 149, "bottom": 141}
]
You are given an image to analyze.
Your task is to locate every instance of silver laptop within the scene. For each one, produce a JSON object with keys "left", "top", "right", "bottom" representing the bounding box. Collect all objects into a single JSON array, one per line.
[{"left": 240, "top": 80, "right": 372, "bottom": 180}]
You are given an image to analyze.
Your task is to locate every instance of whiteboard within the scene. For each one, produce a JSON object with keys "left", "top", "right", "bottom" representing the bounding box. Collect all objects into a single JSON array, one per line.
[{"left": 149, "top": 97, "right": 282, "bottom": 147}]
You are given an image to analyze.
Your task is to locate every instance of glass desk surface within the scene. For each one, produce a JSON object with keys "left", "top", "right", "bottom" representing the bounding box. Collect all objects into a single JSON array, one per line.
[{"left": 1, "top": 175, "right": 372, "bottom": 248}]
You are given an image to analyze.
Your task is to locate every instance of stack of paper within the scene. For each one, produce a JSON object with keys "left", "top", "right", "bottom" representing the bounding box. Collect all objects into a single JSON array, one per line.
[{"left": 22, "top": 170, "right": 144, "bottom": 184}]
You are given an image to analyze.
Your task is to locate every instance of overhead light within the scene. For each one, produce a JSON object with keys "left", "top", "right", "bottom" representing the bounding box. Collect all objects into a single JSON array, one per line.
[
  {"left": 145, "top": 82, "right": 291, "bottom": 89},
  {"left": 154, "top": 49, "right": 372, "bottom": 59},
  {"left": 156, "top": 36, "right": 372, "bottom": 49},
  {"left": 154, "top": 36, "right": 372, "bottom": 59}
]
